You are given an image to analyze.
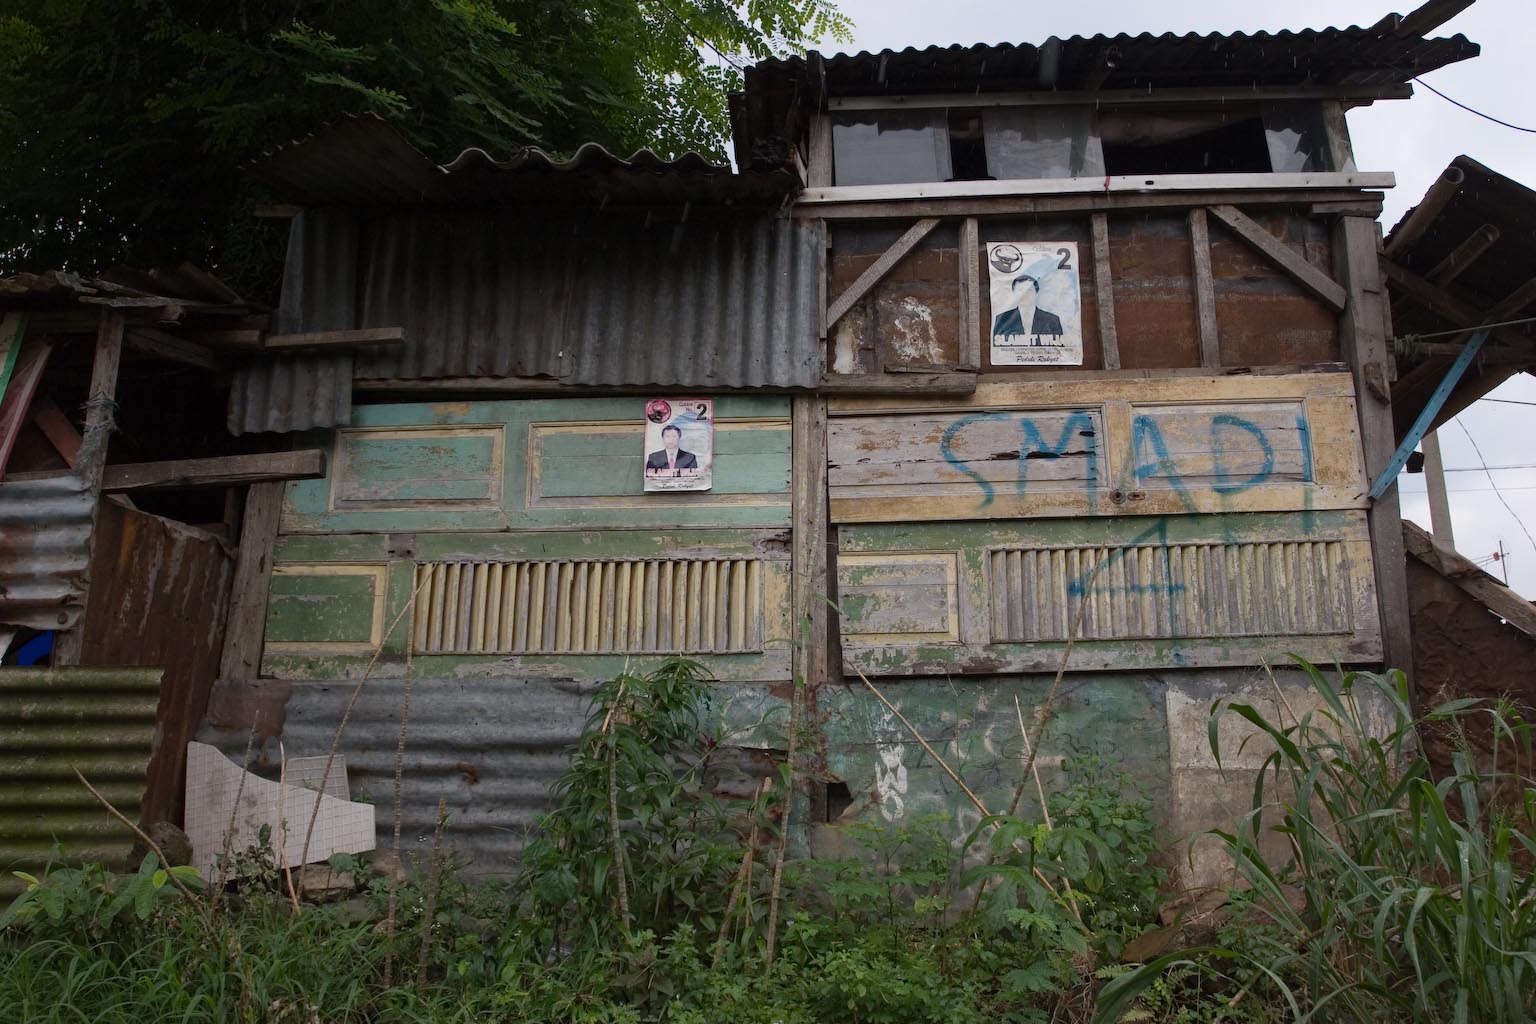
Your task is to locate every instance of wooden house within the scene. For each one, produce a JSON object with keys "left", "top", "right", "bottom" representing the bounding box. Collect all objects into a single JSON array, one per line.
[{"left": 7, "top": 7, "right": 1524, "bottom": 890}]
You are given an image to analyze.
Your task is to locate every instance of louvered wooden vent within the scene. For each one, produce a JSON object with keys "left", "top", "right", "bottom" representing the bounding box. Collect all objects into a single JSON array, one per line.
[
  {"left": 412, "top": 559, "right": 764, "bottom": 654},
  {"left": 987, "top": 540, "right": 1353, "bottom": 642}
]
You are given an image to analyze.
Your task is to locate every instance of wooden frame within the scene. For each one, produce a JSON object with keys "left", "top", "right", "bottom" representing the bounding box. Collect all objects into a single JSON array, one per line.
[
  {"left": 827, "top": 84, "right": 1413, "bottom": 112},
  {"left": 798, "top": 172, "right": 1394, "bottom": 208}
]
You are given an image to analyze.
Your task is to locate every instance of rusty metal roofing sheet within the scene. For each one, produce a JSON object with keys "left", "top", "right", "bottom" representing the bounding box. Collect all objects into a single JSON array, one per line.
[
  {"left": 228, "top": 207, "right": 821, "bottom": 430},
  {"left": 254, "top": 114, "right": 797, "bottom": 208},
  {"left": 199, "top": 676, "right": 596, "bottom": 879},
  {"left": 0, "top": 473, "right": 94, "bottom": 630},
  {"left": 0, "top": 667, "right": 162, "bottom": 892}
]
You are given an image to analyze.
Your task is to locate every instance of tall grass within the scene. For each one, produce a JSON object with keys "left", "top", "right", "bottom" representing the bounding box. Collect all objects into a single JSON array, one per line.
[{"left": 1099, "top": 658, "right": 1536, "bottom": 1023}]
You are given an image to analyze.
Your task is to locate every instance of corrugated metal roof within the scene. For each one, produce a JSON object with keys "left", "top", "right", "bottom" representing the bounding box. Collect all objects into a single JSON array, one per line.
[
  {"left": 732, "top": 26, "right": 1478, "bottom": 166},
  {"left": 0, "top": 473, "right": 94, "bottom": 630},
  {"left": 0, "top": 667, "right": 162, "bottom": 893},
  {"left": 254, "top": 114, "right": 797, "bottom": 208},
  {"left": 1385, "top": 156, "right": 1536, "bottom": 438},
  {"left": 228, "top": 208, "right": 822, "bottom": 432},
  {"left": 199, "top": 676, "right": 596, "bottom": 878}
]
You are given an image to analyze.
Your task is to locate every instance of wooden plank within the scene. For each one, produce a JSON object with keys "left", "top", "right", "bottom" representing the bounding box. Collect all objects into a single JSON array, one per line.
[
  {"left": 30, "top": 398, "right": 80, "bottom": 468},
  {"left": 828, "top": 369, "right": 1356, "bottom": 414},
  {"left": 218, "top": 482, "right": 285, "bottom": 682},
  {"left": 1188, "top": 208, "right": 1220, "bottom": 367},
  {"left": 74, "top": 310, "right": 125, "bottom": 493},
  {"left": 1209, "top": 204, "right": 1349, "bottom": 312},
  {"left": 798, "top": 171, "right": 1396, "bottom": 207},
  {"left": 1335, "top": 214, "right": 1412, "bottom": 678},
  {"left": 791, "top": 396, "right": 830, "bottom": 688},
  {"left": 1090, "top": 213, "right": 1120, "bottom": 370},
  {"left": 1403, "top": 520, "right": 1536, "bottom": 638},
  {"left": 825, "top": 218, "right": 940, "bottom": 331},
  {"left": 795, "top": 187, "right": 1384, "bottom": 221},
  {"left": 1319, "top": 101, "right": 1356, "bottom": 172},
  {"left": 807, "top": 114, "right": 833, "bottom": 189},
  {"left": 829, "top": 83, "right": 1413, "bottom": 111},
  {"left": 1384, "top": 165, "right": 1464, "bottom": 259},
  {"left": 1427, "top": 224, "right": 1499, "bottom": 284},
  {"left": 0, "top": 338, "right": 51, "bottom": 477},
  {"left": 125, "top": 325, "right": 222, "bottom": 370},
  {"left": 820, "top": 371, "right": 977, "bottom": 395},
  {"left": 100, "top": 450, "right": 326, "bottom": 492},
  {"left": 265, "top": 326, "right": 405, "bottom": 351},
  {"left": 196, "top": 328, "right": 265, "bottom": 350},
  {"left": 958, "top": 217, "right": 980, "bottom": 370},
  {"left": 1389, "top": 0, "right": 1477, "bottom": 37},
  {"left": 1381, "top": 257, "right": 1485, "bottom": 324}
]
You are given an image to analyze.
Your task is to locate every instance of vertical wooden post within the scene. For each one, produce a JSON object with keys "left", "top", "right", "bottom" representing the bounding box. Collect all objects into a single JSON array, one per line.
[
  {"left": 1188, "top": 208, "right": 1220, "bottom": 368},
  {"left": 1335, "top": 215, "right": 1413, "bottom": 678},
  {"left": 1091, "top": 212, "right": 1120, "bottom": 370},
  {"left": 791, "top": 395, "right": 829, "bottom": 690},
  {"left": 1319, "top": 100, "right": 1356, "bottom": 172},
  {"left": 54, "top": 309, "right": 124, "bottom": 666},
  {"left": 806, "top": 115, "right": 833, "bottom": 189},
  {"left": 218, "top": 481, "right": 286, "bottom": 682},
  {"left": 958, "top": 217, "right": 980, "bottom": 370},
  {"left": 1421, "top": 430, "right": 1456, "bottom": 554}
]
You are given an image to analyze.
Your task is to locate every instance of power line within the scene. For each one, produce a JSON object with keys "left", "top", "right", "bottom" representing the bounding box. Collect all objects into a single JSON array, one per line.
[
  {"left": 1441, "top": 464, "right": 1536, "bottom": 473},
  {"left": 1414, "top": 77, "right": 1536, "bottom": 133},
  {"left": 1458, "top": 420, "right": 1536, "bottom": 557},
  {"left": 1397, "top": 314, "right": 1536, "bottom": 342},
  {"left": 1480, "top": 398, "right": 1536, "bottom": 408}
]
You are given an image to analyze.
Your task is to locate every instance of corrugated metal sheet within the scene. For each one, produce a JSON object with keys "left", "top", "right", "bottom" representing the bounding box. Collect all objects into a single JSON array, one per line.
[
  {"left": 986, "top": 540, "right": 1354, "bottom": 642},
  {"left": 732, "top": 27, "right": 1479, "bottom": 166},
  {"left": 229, "top": 209, "right": 821, "bottom": 432},
  {"left": 253, "top": 114, "right": 797, "bottom": 208},
  {"left": 228, "top": 210, "right": 354, "bottom": 434},
  {"left": 0, "top": 473, "right": 94, "bottom": 630},
  {"left": 78, "top": 502, "right": 233, "bottom": 825},
  {"left": 200, "top": 676, "right": 597, "bottom": 878},
  {"left": 413, "top": 558, "right": 764, "bottom": 655},
  {"left": 0, "top": 667, "right": 162, "bottom": 891}
]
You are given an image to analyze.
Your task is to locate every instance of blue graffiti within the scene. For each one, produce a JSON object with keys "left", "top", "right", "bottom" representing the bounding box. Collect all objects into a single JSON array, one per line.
[
  {"left": 1018, "top": 410, "right": 1097, "bottom": 509},
  {"left": 940, "top": 412, "right": 1010, "bottom": 507},
  {"left": 1130, "top": 415, "right": 1196, "bottom": 512},
  {"left": 1209, "top": 414, "right": 1275, "bottom": 494},
  {"left": 1066, "top": 517, "right": 1183, "bottom": 599}
]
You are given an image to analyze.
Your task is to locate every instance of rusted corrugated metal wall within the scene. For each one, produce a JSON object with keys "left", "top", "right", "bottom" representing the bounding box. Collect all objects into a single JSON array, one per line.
[
  {"left": 229, "top": 211, "right": 821, "bottom": 433},
  {"left": 0, "top": 473, "right": 94, "bottom": 630},
  {"left": 78, "top": 501, "right": 234, "bottom": 826},
  {"left": 0, "top": 667, "right": 161, "bottom": 892},
  {"left": 199, "top": 676, "right": 596, "bottom": 876}
]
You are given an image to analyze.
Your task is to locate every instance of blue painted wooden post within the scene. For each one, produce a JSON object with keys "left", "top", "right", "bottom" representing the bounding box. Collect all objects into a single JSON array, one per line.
[{"left": 1369, "top": 330, "right": 1490, "bottom": 500}]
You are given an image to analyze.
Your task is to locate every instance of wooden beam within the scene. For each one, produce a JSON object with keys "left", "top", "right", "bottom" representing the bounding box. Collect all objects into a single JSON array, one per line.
[
  {"left": 1319, "top": 101, "right": 1356, "bottom": 172},
  {"left": 264, "top": 327, "right": 405, "bottom": 351},
  {"left": 1403, "top": 520, "right": 1536, "bottom": 639},
  {"left": 1209, "top": 204, "right": 1348, "bottom": 312},
  {"left": 30, "top": 398, "right": 80, "bottom": 468},
  {"left": 1427, "top": 224, "right": 1499, "bottom": 284},
  {"left": 828, "top": 83, "right": 1414, "bottom": 112},
  {"left": 218, "top": 481, "right": 286, "bottom": 683},
  {"left": 1384, "top": 164, "right": 1464, "bottom": 259},
  {"left": 97, "top": 450, "right": 325, "bottom": 492},
  {"left": 958, "top": 217, "right": 980, "bottom": 370},
  {"left": 1188, "top": 208, "right": 1220, "bottom": 367},
  {"left": 807, "top": 114, "right": 833, "bottom": 189},
  {"left": 1380, "top": 0, "right": 1477, "bottom": 37},
  {"left": 795, "top": 187, "right": 1384, "bottom": 221},
  {"left": 825, "top": 217, "right": 940, "bottom": 331},
  {"left": 1381, "top": 257, "right": 1485, "bottom": 325},
  {"left": 791, "top": 395, "right": 830, "bottom": 689},
  {"left": 196, "top": 328, "right": 265, "bottom": 350},
  {"left": 820, "top": 371, "right": 977, "bottom": 395},
  {"left": 125, "top": 325, "right": 222, "bottom": 370},
  {"left": 74, "top": 310, "right": 125, "bottom": 493},
  {"left": 798, "top": 171, "right": 1396, "bottom": 207},
  {"left": 1091, "top": 212, "right": 1119, "bottom": 370},
  {"left": 1335, "top": 215, "right": 1413, "bottom": 677}
]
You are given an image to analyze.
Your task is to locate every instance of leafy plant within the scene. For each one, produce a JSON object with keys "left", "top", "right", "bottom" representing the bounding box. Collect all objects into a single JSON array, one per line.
[{"left": 1098, "top": 657, "right": 1536, "bottom": 1024}]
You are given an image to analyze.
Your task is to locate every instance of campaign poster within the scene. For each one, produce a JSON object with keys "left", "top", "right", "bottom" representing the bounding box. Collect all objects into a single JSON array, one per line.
[
  {"left": 642, "top": 398, "right": 713, "bottom": 492},
  {"left": 986, "top": 242, "right": 1083, "bottom": 366}
]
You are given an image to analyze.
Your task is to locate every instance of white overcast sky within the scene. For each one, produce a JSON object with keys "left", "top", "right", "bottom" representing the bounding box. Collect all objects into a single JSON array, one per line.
[{"left": 815, "top": 0, "right": 1536, "bottom": 596}]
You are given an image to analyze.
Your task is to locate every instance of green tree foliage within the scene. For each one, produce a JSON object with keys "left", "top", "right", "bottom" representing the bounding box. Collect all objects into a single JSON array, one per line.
[{"left": 0, "top": 0, "right": 849, "bottom": 294}]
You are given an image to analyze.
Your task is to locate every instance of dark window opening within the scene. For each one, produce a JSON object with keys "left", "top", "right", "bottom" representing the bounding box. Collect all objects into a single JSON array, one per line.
[
  {"left": 947, "top": 110, "right": 990, "bottom": 181},
  {"left": 1101, "top": 111, "right": 1273, "bottom": 175}
]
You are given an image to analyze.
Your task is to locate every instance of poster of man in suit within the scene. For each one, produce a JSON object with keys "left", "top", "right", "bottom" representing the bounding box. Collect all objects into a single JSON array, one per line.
[
  {"left": 987, "top": 242, "right": 1083, "bottom": 366},
  {"left": 643, "top": 398, "right": 713, "bottom": 492}
]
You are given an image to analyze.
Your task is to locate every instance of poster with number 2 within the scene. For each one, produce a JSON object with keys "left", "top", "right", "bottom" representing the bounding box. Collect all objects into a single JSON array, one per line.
[{"left": 987, "top": 241, "right": 1083, "bottom": 366}]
